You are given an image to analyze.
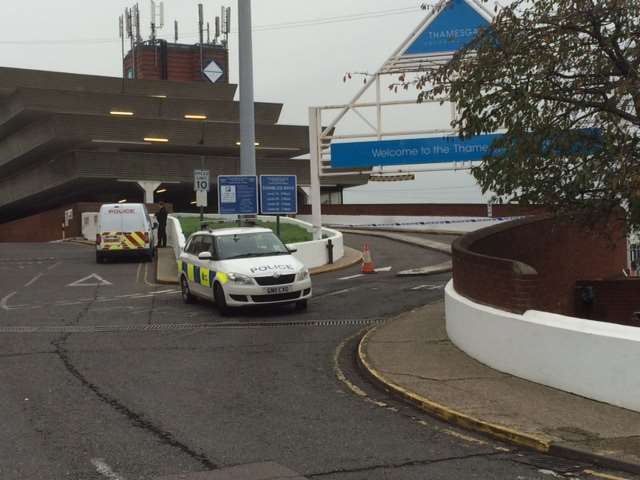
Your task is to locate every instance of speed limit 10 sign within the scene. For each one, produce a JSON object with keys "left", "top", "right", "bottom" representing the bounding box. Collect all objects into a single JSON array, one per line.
[{"left": 194, "top": 169, "right": 210, "bottom": 192}]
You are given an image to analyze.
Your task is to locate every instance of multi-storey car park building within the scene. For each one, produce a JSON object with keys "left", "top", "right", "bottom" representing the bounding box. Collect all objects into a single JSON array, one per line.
[{"left": 0, "top": 63, "right": 366, "bottom": 239}]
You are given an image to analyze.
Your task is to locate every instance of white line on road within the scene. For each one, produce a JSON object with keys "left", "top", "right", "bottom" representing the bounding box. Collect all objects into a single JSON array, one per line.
[
  {"left": 326, "top": 288, "right": 355, "bottom": 297},
  {"left": 374, "top": 266, "right": 393, "bottom": 272},
  {"left": 0, "top": 292, "right": 17, "bottom": 311},
  {"left": 411, "top": 284, "right": 444, "bottom": 291},
  {"left": 338, "top": 274, "right": 365, "bottom": 281},
  {"left": 91, "top": 458, "right": 126, "bottom": 480},
  {"left": 24, "top": 273, "right": 44, "bottom": 287},
  {"left": 47, "top": 261, "right": 62, "bottom": 271}
]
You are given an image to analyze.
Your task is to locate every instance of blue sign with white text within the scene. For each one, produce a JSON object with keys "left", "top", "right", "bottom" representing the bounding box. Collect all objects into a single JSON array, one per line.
[
  {"left": 331, "top": 134, "right": 502, "bottom": 169},
  {"left": 260, "top": 175, "right": 298, "bottom": 215},
  {"left": 404, "top": 0, "right": 490, "bottom": 56},
  {"left": 218, "top": 175, "right": 258, "bottom": 215}
]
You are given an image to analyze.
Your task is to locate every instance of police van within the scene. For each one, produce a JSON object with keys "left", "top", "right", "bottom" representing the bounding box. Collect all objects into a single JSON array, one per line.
[
  {"left": 96, "top": 203, "right": 157, "bottom": 263},
  {"left": 179, "top": 227, "right": 312, "bottom": 314}
]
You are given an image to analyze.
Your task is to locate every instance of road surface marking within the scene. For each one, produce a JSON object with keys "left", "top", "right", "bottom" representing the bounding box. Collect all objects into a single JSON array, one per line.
[
  {"left": 443, "top": 429, "right": 488, "bottom": 445},
  {"left": 326, "top": 288, "right": 354, "bottom": 297},
  {"left": 333, "top": 330, "right": 369, "bottom": 398},
  {"left": 47, "top": 261, "right": 62, "bottom": 271},
  {"left": 583, "top": 470, "right": 631, "bottom": 480},
  {"left": 338, "top": 274, "right": 365, "bottom": 281},
  {"left": 143, "top": 263, "right": 161, "bottom": 287},
  {"left": 0, "top": 292, "right": 17, "bottom": 311},
  {"left": 68, "top": 274, "right": 112, "bottom": 287},
  {"left": 411, "top": 284, "right": 443, "bottom": 291},
  {"left": 24, "top": 273, "right": 44, "bottom": 287},
  {"left": 374, "top": 266, "right": 392, "bottom": 272},
  {"left": 91, "top": 458, "right": 126, "bottom": 480}
]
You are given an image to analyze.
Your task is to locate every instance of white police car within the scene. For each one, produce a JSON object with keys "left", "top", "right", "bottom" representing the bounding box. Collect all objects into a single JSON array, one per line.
[{"left": 178, "top": 227, "right": 312, "bottom": 314}]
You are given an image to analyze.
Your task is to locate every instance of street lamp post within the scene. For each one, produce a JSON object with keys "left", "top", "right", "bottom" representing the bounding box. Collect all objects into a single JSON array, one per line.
[{"left": 238, "top": 0, "right": 257, "bottom": 177}]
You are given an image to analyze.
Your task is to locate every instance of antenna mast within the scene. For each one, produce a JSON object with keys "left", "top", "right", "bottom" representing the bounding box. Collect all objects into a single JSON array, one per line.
[
  {"left": 214, "top": 15, "right": 221, "bottom": 45},
  {"left": 150, "top": 1, "right": 165, "bottom": 42},
  {"left": 222, "top": 6, "right": 231, "bottom": 47},
  {"left": 124, "top": 7, "right": 137, "bottom": 79},
  {"left": 198, "top": 4, "right": 204, "bottom": 77}
]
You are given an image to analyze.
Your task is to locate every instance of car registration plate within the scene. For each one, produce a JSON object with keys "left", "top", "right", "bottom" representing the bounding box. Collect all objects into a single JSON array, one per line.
[{"left": 265, "top": 286, "right": 291, "bottom": 295}]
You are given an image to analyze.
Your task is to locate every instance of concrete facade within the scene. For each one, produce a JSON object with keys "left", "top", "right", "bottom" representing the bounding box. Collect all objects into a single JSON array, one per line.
[{"left": 0, "top": 67, "right": 367, "bottom": 224}]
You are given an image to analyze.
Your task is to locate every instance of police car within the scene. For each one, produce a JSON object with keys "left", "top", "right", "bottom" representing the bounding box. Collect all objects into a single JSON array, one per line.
[{"left": 178, "top": 227, "right": 312, "bottom": 314}]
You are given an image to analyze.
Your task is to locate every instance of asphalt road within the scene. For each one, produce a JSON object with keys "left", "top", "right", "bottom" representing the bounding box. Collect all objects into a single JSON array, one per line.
[{"left": 0, "top": 234, "right": 621, "bottom": 480}]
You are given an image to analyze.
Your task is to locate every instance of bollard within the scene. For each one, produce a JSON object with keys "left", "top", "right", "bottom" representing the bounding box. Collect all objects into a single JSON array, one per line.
[{"left": 326, "top": 239, "right": 334, "bottom": 264}]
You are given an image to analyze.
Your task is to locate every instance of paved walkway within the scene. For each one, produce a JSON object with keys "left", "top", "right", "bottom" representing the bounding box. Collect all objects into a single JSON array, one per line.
[{"left": 359, "top": 301, "right": 640, "bottom": 476}]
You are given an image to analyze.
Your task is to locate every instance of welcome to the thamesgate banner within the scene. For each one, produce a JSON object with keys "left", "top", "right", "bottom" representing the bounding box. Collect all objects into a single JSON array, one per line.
[{"left": 330, "top": 134, "right": 501, "bottom": 169}]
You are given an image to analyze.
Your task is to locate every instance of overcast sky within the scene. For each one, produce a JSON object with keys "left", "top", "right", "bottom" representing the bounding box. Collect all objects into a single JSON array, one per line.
[{"left": 0, "top": 0, "right": 494, "bottom": 205}]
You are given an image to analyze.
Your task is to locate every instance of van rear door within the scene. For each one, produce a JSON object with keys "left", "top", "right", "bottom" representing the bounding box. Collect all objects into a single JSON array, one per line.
[{"left": 99, "top": 205, "right": 148, "bottom": 252}]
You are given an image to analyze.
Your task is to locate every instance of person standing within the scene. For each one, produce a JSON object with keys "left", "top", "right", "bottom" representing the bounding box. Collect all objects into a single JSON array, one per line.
[{"left": 157, "top": 202, "right": 168, "bottom": 248}]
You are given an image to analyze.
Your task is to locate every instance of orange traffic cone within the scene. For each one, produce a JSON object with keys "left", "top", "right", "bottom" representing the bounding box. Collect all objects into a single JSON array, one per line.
[{"left": 362, "top": 243, "right": 376, "bottom": 274}]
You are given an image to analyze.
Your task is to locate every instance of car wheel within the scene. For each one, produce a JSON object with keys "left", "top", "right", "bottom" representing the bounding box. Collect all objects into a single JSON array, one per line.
[
  {"left": 181, "top": 276, "right": 194, "bottom": 304},
  {"left": 96, "top": 252, "right": 103, "bottom": 264},
  {"left": 214, "top": 283, "right": 232, "bottom": 316},
  {"left": 295, "top": 299, "right": 308, "bottom": 311}
]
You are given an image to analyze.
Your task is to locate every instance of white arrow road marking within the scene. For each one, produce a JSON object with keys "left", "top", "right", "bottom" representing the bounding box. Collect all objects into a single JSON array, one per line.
[
  {"left": 47, "top": 261, "right": 62, "bottom": 271},
  {"left": 374, "top": 266, "right": 393, "bottom": 272},
  {"left": 24, "top": 273, "right": 44, "bottom": 287},
  {"left": 338, "top": 274, "right": 365, "bottom": 281},
  {"left": 67, "top": 274, "right": 113, "bottom": 287},
  {"left": 0, "top": 292, "right": 17, "bottom": 311},
  {"left": 91, "top": 458, "right": 126, "bottom": 480},
  {"left": 203, "top": 59, "right": 223, "bottom": 83}
]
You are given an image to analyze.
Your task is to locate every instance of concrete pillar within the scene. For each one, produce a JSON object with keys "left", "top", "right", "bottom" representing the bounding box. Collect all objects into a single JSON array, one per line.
[
  {"left": 308, "top": 107, "right": 323, "bottom": 240},
  {"left": 137, "top": 181, "right": 162, "bottom": 204}
]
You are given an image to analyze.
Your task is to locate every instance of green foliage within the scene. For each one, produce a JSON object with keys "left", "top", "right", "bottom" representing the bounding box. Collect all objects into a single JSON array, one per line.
[
  {"left": 421, "top": 0, "right": 640, "bottom": 229},
  {"left": 177, "top": 216, "right": 313, "bottom": 244}
]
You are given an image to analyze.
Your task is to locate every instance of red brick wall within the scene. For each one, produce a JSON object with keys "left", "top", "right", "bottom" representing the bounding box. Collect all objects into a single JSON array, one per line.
[
  {"left": 575, "top": 280, "right": 640, "bottom": 326},
  {"left": 452, "top": 215, "right": 627, "bottom": 317},
  {"left": 0, "top": 203, "right": 172, "bottom": 243},
  {"left": 299, "top": 203, "right": 545, "bottom": 218},
  {"left": 124, "top": 44, "right": 229, "bottom": 83}
]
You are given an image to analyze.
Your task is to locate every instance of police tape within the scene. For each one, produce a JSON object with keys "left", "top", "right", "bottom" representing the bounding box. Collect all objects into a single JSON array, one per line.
[{"left": 326, "top": 217, "right": 523, "bottom": 229}]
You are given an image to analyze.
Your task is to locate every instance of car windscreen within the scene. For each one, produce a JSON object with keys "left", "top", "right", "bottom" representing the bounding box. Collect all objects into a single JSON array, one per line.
[{"left": 216, "top": 232, "right": 289, "bottom": 260}]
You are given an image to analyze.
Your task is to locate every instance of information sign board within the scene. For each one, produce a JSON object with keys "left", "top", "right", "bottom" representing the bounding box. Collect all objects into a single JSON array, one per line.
[
  {"left": 260, "top": 175, "right": 297, "bottom": 215},
  {"left": 218, "top": 175, "right": 258, "bottom": 215}
]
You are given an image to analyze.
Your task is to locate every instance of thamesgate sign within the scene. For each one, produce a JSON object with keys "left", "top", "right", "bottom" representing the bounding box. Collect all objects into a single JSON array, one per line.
[
  {"left": 331, "top": 134, "right": 501, "bottom": 169},
  {"left": 403, "top": 0, "right": 491, "bottom": 56}
]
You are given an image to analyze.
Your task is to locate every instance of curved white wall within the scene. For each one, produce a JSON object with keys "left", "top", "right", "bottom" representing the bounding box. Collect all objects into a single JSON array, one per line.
[
  {"left": 167, "top": 214, "right": 343, "bottom": 269},
  {"left": 445, "top": 280, "right": 640, "bottom": 413}
]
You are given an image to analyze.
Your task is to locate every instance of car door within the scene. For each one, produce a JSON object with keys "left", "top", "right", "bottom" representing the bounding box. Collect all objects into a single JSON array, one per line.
[
  {"left": 182, "top": 235, "right": 201, "bottom": 295},
  {"left": 191, "top": 235, "right": 216, "bottom": 299}
]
